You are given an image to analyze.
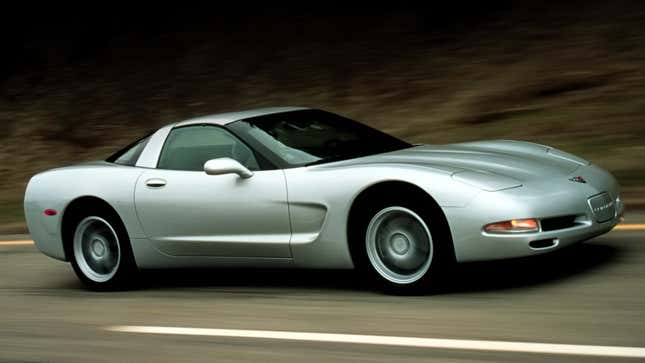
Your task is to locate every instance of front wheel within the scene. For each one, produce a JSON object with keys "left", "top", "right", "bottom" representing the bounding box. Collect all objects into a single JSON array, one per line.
[
  {"left": 356, "top": 199, "right": 453, "bottom": 294},
  {"left": 69, "top": 210, "right": 137, "bottom": 290}
]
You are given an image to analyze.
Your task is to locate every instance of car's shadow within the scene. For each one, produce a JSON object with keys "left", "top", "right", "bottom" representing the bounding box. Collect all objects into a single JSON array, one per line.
[
  {"left": 135, "top": 241, "right": 620, "bottom": 295},
  {"left": 443, "top": 242, "right": 619, "bottom": 294}
]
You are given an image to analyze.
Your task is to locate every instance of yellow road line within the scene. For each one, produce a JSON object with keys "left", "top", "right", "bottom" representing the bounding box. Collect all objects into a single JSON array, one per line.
[
  {"left": 614, "top": 224, "right": 645, "bottom": 231},
  {"left": 0, "top": 223, "right": 644, "bottom": 246},
  {"left": 0, "top": 240, "right": 34, "bottom": 246}
]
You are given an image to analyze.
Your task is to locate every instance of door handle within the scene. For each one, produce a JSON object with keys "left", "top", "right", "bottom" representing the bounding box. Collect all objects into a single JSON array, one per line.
[{"left": 145, "top": 178, "right": 167, "bottom": 188}]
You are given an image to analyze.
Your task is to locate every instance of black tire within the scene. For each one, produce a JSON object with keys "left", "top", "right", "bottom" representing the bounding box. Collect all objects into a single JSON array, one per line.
[
  {"left": 350, "top": 195, "right": 453, "bottom": 295},
  {"left": 67, "top": 205, "right": 138, "bottom": 291}
]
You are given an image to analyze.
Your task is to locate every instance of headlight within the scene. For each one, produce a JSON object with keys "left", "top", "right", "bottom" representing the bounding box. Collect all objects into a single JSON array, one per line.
[
  {"left": 484, "top": 219, "right": 539, "bottom": 233},
  {"left": 452, "top": 170, "right": 522, "bottom": 192},
  {"left": 547, "top": 148, "right": 590, "bottom": 166}
]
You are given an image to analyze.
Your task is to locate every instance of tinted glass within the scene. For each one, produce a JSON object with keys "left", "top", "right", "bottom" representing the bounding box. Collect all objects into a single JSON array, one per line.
[
  {"left": 158, "top": 125, "right": 259, "bottom": 171},
  {"left": 229, "top": 110, "right": 411, "bottom": 167},
  {"left": 106, "top": 136, "right": 151, "bottom": 166}
]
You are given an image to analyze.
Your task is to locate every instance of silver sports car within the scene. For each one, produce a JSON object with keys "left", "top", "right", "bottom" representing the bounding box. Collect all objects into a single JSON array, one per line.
[{"left": 24, "top": 107, "right": 624, "bottom": 292}]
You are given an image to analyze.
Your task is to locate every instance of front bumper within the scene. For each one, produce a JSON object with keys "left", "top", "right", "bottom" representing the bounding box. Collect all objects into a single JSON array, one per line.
[
  {"left": 445, "top": 164, "right": 624, "bottom": 262},
  {"left": 464, "top": 213, "right": 621, "bottom": 261}
]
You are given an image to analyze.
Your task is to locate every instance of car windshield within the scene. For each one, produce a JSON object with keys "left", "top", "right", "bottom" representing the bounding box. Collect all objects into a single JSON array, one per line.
[{"left": 229, "top": 110, "right": 412, "bottom": 167}]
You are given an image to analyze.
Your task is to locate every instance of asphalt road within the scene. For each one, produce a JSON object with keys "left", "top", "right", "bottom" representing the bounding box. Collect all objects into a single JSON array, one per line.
[{"left": 1, "top": 229, "right": 644, "bottom": 362}]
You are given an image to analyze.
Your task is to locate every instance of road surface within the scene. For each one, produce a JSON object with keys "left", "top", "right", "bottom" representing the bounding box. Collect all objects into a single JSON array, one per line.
[{"left": 1, "top": 228, "right": 644, "bottom": 362}]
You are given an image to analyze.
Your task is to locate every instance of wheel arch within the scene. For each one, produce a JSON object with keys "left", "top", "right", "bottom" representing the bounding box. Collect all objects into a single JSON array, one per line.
[
  {"left": 61, "top": 196, "right": 126, "bottom": 261},
  {"left": 346, "top": 180, "right": 456, "bottom": 265}
]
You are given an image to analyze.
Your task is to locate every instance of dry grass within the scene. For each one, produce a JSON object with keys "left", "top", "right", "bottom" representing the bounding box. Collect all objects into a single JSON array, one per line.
[{"left": 2, "top": 7, "right": 645, "bottom": 230}]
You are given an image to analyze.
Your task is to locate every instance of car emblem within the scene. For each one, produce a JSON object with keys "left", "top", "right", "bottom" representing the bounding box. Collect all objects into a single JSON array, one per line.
[{"left": 569, "top": 176, "right": 587, "bottom": 184}]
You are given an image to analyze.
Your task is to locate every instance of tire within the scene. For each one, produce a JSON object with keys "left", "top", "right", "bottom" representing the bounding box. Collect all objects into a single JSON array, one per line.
[
  {"left": 351, "top": 196, "right": 453, "bottom": 294},
  {"left": 68, "top": 206, "right": 137, "bottom": 291}
]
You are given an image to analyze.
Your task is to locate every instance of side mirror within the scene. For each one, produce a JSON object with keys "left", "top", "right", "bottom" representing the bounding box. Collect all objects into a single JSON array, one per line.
[{"left": 203, "top": 158, "right": 254, "bottom": 179}]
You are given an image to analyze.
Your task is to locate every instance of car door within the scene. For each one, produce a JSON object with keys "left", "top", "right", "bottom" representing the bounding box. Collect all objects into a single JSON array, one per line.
[{"left": 134, "top": 124, "right": 292, "bottom": 258}]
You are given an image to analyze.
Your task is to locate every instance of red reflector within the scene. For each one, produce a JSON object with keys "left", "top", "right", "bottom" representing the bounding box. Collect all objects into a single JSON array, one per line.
[{"left": 44, "top": 209, "right": 57, "bottom": 216}]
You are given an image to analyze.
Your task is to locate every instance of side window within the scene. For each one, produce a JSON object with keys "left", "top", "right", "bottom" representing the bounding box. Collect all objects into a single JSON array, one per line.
[
  {"left": 106, "top": 135, "right": 151, "bottom": 166},
  {"left": 157, "top": 125, "right": 259, "bottom": 171}
]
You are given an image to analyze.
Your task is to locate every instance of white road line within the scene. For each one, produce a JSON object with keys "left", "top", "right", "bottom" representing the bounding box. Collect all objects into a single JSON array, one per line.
[{"left": 106, "top": 326, "right": 645, "bottom": 358}]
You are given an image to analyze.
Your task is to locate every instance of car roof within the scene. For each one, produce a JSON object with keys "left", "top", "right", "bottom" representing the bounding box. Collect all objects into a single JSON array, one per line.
[{"left": 173, "top": 106, "right": 309, "bottom": 127}]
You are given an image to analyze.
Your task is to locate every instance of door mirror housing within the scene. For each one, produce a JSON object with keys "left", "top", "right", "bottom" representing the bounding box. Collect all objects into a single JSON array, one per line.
[{"left": 204, "top": 158, "right": 254, "bottom": 178}]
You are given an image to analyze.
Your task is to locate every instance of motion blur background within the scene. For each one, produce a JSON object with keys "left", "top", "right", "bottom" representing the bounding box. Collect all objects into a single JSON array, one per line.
[{"left": 2, "top": 2, "right": 644, "bottom": 232}]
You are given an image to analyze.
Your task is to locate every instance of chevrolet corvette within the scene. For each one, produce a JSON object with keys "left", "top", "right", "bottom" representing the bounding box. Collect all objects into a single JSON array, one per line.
[{"left": 24, "top": 107, "right": 623, "bottom": 292}]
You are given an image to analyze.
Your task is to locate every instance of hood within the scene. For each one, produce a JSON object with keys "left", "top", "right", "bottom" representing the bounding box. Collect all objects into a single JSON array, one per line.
[
  {"left": 383, "top": 140, "right": 586, "bottom": 179},
  {"left": 326, "top": 140, "right": 589, "bottom": 191}
]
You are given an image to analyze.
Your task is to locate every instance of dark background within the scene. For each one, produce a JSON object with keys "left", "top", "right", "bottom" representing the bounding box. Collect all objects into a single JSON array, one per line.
[{"left": 2, "top": 2, "right": 644, "bottom": 232}]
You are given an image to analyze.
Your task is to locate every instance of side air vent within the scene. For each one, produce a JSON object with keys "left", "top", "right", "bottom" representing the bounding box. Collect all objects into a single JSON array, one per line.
[{"left": 540, "top": 215, "right": 577, "bottom": 231}]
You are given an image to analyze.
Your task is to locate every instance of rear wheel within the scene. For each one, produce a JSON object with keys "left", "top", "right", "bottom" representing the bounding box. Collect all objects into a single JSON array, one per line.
[
  {"left": 69, "top": 209, "right": 136, "bottom": 290},
  {"left": 352, "top": 197, "right": 452, "bottom": 294}
]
